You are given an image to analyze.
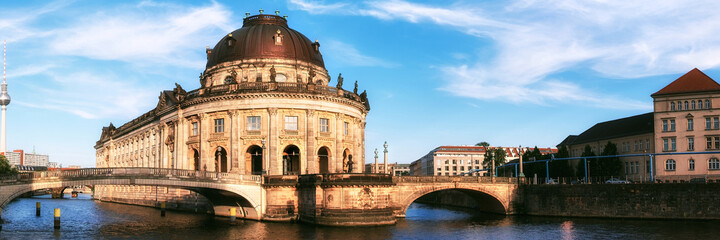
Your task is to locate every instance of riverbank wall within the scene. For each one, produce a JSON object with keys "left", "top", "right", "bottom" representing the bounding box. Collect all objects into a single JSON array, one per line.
[{"left": 521, "top": 183, "right": 720, "bottom": 219}]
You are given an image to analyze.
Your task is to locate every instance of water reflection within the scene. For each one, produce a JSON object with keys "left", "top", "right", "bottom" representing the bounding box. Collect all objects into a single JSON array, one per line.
[{"left": 2, "top": 196, "right": 720, "bottom": 239}]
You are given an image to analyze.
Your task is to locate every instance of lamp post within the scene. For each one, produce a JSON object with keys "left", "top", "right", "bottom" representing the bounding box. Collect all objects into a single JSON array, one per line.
[
  {"left": 374, "top": 148, "right": 379, "bottom": 173},
  {"left": 518, "top": 145, "right": 525, "bottom": 178},
  {"left": 383, "top": 141, "right": 388, "bottom": 174}
]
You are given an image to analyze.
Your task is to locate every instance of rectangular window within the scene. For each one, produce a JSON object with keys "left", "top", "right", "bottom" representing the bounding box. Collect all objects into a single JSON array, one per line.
[
  {"left": 445, "top": 166, "right": 449, "bottom": 171},
  {"left": 688, "top": 119, "right": 694, "bottom": 131},
  {"left": 645, "top": 139, "right": 650, "bottom": 150},
  {"left": 635, "top": 161, "right": 640, "bottom": 174},
  {"left": 214, "top": 118, "right": 225, "bottom": 133},
  {"left": 688, "top": 137, "right": 694, "bottom": 151},
  {"left": 247, "top": 116, "right": 261, "bottom": 131},
  {"left": 663, "top": 139, "right": 669, "bottom": 151},
  {"left": 707, "top": 117, "right": 713, "bottom": 129},
  {"left": 344, "top": 122, "right": 349, "bottom": 135},
  {"left": 708, "top": 137, "right": 713, "bottom": 149},
  {"left": 319, "top": 118, "right": 329, "bottom": 133},
  {"left": 662, "top": 120, "right": 668, "bottom": 131},
  {"left": 670, "top": 119, "right": 676, "bottom": 131},
  {"left": 671, "top": 138, "right": 676, "bottom": 151},
  {"left": 715, "top": 137, "right": 720, "bottom": 149},
  {"left": 715, "top": 117, "right": 720, "bottom": 129},
  {"left": 284, "top": 116, "right": 298, "bottom": 131},
  {"left": 192, "top": 122, "right": 198, "bottom": 136}
]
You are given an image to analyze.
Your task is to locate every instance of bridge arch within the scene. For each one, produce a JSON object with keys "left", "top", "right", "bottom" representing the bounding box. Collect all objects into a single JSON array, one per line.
[
  {"left": 0, "top": 170, "right": 264, "bottom": 220},
  {"left": 399, "top": 187, "right": 508, "bottom": 217}
]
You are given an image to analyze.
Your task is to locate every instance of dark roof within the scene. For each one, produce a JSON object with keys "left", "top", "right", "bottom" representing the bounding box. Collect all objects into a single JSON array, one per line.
[
  {"left": 557, "top": 135, "right": 578, "bottom": 147},
  {"left": 568, "top": 112, "right": 654, "bottom": 145},
  {"left": 652, "top": 68, "right": 720, "bottom": 96},
  {"left": 205, "top": 14, "right": 325, "bottom": 70}
]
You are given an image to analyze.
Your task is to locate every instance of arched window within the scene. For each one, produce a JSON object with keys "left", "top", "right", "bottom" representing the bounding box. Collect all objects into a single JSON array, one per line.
[
  {"left": 692, "top": 100, "right": 696, "bottom": 110},
  {"left": 671, "top": 102, "right": 676, "bottom": 111},
  {"left": 709, "top": 158, "right": 720, "bottom": 170},
  {"left": 665, "top": 159, "right": 676, "bottom": 170},
  {"left": 684, "top": 101, "right": 689, "bottom": 110},
  {"left": 678, "top": 101, "right": 683, "bottom": 110},
  {"left": 689, "top": 159, "right": 695, "bottom": 171},
  {"left": 706, "top": 100, "right": 712, "bottom": 109}
]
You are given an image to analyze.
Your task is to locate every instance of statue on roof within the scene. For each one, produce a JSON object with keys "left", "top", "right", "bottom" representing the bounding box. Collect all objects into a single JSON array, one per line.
[
  {"left": 336, "top": 73, "right": 344, "bottom": 89},
  {"left": 308, "top": 67, "right": 316, "bottom": 85},
  {"left": 353, "top": 81, "right": 358, "bottom": 94},
  {"left": 269, "top": 65, "right": 277, "bottom": 82},
  {"left": 173, "top": 83, "right": 187, "bottom": 102}
]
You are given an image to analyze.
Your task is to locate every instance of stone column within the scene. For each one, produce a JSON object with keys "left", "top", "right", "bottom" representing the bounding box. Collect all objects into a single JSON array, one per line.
[
  {"left": 335, "top": 114, "right": 343, "bottom": 173},
  {"left": 268, "top": 108, "right": 279, "bottom": 175},
  {"left": 306, "top": 109, "right": 316, "bottom": 173},
  {"left": 199, "top": 113, "right": 209, "bottom": 172},
  {"left": 383, "top": 141, "right": 388, "bottom": 174},
  {"left": 230, "top": 110, "right": 239, "bottom": 173}
]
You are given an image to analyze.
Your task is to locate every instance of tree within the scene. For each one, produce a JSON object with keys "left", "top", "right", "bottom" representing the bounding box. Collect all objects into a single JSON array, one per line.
[
  {"left": 577, "top": 144, "right": 596, "bottom": 177},
  {"left": 475, "top": 142, "right": 490, "bottom": 147},
  {"left": 483, "top": 147, "right": 506, "bottom": 176},
  {"left": 599, "top": 141, "right": 622, "bottom": 177},
  {"left": 556, "top": 145, "right": 569, "bottom": 158},
  {"left": 550, "top": 145, "right": 575, "bottom": 178},
  {"left": 0, "top": 154, "right": 18, "bottom": 175}
]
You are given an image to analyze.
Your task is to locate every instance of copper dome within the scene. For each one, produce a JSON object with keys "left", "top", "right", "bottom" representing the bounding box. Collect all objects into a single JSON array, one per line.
[{"left": 205, "top": 14, "right": 325, "bottom": 69}]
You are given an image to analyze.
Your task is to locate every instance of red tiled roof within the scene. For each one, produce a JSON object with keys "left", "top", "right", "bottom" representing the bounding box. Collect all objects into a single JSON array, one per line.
[{"left": 652, "top": 68, "right": 720, "bottom": 96}]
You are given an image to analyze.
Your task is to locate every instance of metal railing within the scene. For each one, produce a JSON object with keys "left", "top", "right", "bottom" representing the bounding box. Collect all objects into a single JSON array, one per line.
[{"left": 493, "top": 150, "right": 720, "bottom": 184}]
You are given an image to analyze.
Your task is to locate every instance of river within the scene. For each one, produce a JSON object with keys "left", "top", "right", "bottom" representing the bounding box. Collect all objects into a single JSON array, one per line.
[{"left": 0, "top": 194, "right": 718, "bottom": 239}]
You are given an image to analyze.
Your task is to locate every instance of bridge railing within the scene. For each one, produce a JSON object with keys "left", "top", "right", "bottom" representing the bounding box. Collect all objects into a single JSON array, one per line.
[
  {"left": 394, "top": 176, "right": 518, "bottom": 184},
  {"left": 0, "top": 167, "right": 263, "bottom": 184}
]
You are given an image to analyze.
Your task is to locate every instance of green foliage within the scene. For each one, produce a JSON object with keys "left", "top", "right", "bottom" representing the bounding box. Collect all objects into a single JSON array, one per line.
[
  {"left": 475, "top": 142, "right": 490, "bottom": 147},
  {"left": 483, "top": 147, "right": 506, "bottom": 175},
  {"left": 598, "top": 141, "right": 622, "bottom": 176},
  {"left": 556, "top": 145, "right": 570, "bottom": 158},
  {"left": 0, "top": 154, "right": 18, "bottom": 175}
]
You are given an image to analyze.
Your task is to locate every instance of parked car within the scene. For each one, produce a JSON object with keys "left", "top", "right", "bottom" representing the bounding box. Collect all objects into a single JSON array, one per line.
[
  {"left": 546, "top": 178, "right": 558, "bottom": 184},
  {"left": 605, "top": 178, "right": 631, "bottom": 184}
]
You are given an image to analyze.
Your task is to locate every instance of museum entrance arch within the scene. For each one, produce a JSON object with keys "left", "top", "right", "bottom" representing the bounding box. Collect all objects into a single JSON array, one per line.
[
  {"left": 283, "top": 145, "right": 300, "bottom": 175},
  {"left": 318, "top": 147, "right": 331, "bottom": 173},
  {"left": 342, "top": 149, "right": 354, "bottom": 173},
  {"left": 215, "top": 147, "right": 228, "bottom": 172},
  {"left": 245, "top": 145, "right": 263, "bottom": 175}
]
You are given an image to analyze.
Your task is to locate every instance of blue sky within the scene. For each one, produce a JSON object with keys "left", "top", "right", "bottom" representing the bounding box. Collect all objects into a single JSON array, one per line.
[{"left": 2, "top": 0, "right": 720, "bottom": 167}]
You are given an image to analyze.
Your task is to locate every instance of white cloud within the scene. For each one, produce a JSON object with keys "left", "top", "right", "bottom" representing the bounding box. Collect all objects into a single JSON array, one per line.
[
  {"left": 18, "top": 71, "right": 157, "bottom": 119},
  {"left": 49, "top": 2, "right": 233, "bottom": 67},
  {"left": 324, "top": 40, "right": 398, "bottom": 67},
  {"left": 288, "top": 0, "right": 349, "bottom": 14},
  {"left": 290, "top": 0, "right": 720, "bottom": 110}
]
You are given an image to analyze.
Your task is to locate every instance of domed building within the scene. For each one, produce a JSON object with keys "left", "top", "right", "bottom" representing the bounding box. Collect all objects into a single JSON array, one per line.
[{"left": 94, "top": 13, "right": 370, "bottom": 209}]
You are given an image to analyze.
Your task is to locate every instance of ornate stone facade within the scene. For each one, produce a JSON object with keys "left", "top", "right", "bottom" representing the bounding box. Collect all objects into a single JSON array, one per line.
[{"left": 94, "top": 13, "right": 369, "bottom": 209}]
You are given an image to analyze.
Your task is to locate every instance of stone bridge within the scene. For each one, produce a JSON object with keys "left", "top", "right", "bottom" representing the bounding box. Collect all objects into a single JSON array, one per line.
[
  {"left": 0, "top": 168, "right": 264, "bottom": 219},
  {"left": 0, "top": 168, "right": 520, "bottom": 226}
]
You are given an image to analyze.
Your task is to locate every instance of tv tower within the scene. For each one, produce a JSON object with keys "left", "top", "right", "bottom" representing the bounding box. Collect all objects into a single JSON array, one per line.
[{"left": 0, "top": 40, "right": 10, "bottom": 154}]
